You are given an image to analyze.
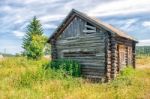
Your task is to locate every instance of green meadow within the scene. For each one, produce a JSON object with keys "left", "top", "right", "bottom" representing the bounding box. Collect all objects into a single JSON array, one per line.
[{"left": 0, "top": 57, "right": 150, "bottom": 99}]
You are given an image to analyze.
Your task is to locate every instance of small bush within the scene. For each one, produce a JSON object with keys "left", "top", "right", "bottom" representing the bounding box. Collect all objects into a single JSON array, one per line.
[
  {"left": 44, "top": 59, "right": 81, "bottom": 77},
  {"left": 111, "top": 66, "right": 136, "bottom": 88},
  {"left": 120, "top": 66, "right": 135, "bottom": 77}
]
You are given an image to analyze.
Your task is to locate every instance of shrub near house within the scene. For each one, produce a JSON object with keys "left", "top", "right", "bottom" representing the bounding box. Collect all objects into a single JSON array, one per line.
[{"left": 45, "top": 59, "right": 81, "bottom": 77}]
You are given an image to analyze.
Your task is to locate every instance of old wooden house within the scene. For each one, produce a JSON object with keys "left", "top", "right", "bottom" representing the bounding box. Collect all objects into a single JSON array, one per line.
[{"left": 48, "top": 9, "right": 138, "bottom": 81}]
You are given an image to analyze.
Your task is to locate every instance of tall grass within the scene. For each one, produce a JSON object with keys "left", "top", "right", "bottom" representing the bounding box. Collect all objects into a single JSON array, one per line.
[
  {"left": 0, "top": 57, "right": 150, "bottom": 99},
  {"left": 137, "top": 55, "right": 150, "bottom": 66},
  {"left": 44, "top": 59, "right": 81, "bottom": 77}
]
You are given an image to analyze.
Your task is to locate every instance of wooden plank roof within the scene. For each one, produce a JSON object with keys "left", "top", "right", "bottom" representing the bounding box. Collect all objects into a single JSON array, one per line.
[{"left": 48, "top": 9, "right": 137, "bottom": 42}]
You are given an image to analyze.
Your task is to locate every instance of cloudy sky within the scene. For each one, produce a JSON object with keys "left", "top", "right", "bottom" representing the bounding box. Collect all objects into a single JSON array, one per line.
[{"left": 0, "top": 0, "right": 150, "bottom": 54}]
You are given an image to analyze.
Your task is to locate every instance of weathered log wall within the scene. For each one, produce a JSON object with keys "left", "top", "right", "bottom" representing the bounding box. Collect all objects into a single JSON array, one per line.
[{"left": 53, "top": 17, "right": 106, "bottom": 80}]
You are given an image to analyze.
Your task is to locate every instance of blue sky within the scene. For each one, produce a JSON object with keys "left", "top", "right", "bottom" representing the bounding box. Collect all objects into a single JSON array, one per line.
[{"left": 0, "top": 0, "right": 150, "bottom": 54}]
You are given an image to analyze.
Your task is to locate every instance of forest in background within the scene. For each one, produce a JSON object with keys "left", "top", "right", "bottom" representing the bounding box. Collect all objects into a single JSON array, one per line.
[{"left": 136, "top": 46, "right": 150, "bottom": 56}]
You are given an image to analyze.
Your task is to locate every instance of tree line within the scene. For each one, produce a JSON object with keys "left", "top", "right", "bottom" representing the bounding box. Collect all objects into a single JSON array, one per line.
[{"left": 136, "top": 46, "right": 150, "bottom": 56}]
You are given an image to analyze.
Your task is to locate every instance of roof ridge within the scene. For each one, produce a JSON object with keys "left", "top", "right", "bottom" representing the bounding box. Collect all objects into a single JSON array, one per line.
[
  {"left": 48, "top": 9, "right": 137, "bottom": 42},
  {"left": 72, "top": 9, "right": 137, "bottom": 41}
]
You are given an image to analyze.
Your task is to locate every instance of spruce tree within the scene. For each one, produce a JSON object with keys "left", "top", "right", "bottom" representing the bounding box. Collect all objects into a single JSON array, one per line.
[{"left": 22, "top": 16, "right": 46, "bottom": 60}]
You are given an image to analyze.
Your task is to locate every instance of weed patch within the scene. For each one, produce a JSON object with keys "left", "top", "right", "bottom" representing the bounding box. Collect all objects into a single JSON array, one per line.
[{"left": 45, "top": 59, "right": 81, "bottom": 77}]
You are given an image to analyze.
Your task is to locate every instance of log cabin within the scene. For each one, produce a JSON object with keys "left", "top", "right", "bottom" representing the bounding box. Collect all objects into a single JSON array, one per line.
[{"left": 48, "top": 9, "right": 138, "bottom": 81}]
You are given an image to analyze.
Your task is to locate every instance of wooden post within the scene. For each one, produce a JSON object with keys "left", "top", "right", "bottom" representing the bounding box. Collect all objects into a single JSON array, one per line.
[
  {"left": 105, "top": 32, "right": 111, "bottom": 82},
  {"left": 132, "top": 42, "right": 136, "bottom": 68},
  {"left": 110, "top": 37, "right": 118, "bottom": 79},
  {"left": 117, "top": 45, "right": 120, "bottom": 73},
  {"left": 125, "top": 46, "right": 128, "bottom": 66},
  {"left": 51, "top": 39, "right": 57, "bottom": 60}
]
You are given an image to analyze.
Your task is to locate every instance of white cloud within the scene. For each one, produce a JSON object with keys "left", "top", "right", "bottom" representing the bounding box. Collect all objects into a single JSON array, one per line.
[
  {"left": 120, "top": 18, "right": 138, "bottom": 31},
  {"left": 23, "top": 0, "right": 60, "bottom": 5},
  {"left": 20, "top": 22, "right": 29, "bottom": 30},
  {"left": 0, "top": 5, "right": 12, "bottom": 12},
  {"left": 142, "top": 21, "right": 150, "bottom": 27},
  {"left": 88, "top": 0, "right": 150, "bottom": 17},
  {"left": 137, "top": 39, "right": 150, "bottom": 46},
  {"left": 13, "top": 31, "right": 25, "bottom": 38},
  {"left": 14, "top": 15, "right": 26, "bottom": 24},
  {"left": 39, "top": 15, "right": 65, "bottom": 23},
  {"left": 43, "top": 24, "right": 57, "bottom": 29},
  {"left": 126, "top": 19, "right": 138, "bottom": 25}
]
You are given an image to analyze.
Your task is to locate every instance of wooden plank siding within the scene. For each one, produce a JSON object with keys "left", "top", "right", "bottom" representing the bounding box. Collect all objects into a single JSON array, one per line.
[{"left": 54, "top": 17, "right": 106, "bottom": 80}]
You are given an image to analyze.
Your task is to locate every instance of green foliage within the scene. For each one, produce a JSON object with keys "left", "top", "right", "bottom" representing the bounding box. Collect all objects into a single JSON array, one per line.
[
  {"left": 120, "top": 66, "right": 135, "bottom": 77},
  {"left": 45, "top": 59, "right": 81, "bottom": 77},
  {"left": 22, "top": 16, "right": 47, "bottom": 60},
  {"left": 17, "top": 68, "right": 45, "bottom": 88},
  {"left": 16, "top": 68, "right": 71, "bottom": 88},
  {"left": 111, "top": 67, "right": 136, "bottom": 88},
  {"left": 27, "top": 35, "right": 47, "bottom": 60}
]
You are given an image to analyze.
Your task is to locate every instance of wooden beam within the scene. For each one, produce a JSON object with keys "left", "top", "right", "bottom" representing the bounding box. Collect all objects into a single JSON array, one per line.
[{"left": 85, "top": 24, "right": 96, "bottom": 30}]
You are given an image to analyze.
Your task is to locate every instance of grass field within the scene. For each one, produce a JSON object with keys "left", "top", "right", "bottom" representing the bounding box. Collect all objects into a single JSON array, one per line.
[
  {"left": 137, "top": 55, "right": 150, "bottom": 69},
  {"left": 0, "top": 57, "right": 150, "bottom": 99}
]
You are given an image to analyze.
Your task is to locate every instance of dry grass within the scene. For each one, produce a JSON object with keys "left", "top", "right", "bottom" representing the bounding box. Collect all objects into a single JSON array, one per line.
[
  {"left": 136, "top": 55, "right": 150, "bottom": 69},
  {"left": 0, "top": 57, "right": 150, "bottom": 99}
]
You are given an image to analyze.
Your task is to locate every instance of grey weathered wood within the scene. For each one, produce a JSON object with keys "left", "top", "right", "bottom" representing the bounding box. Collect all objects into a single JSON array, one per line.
[
  {"left": 83, "top": 30, "right": 96, "bottom": 33},
  {"left": 53, "top": 17, "right": 106, "bottom": 79},
  {"left": 105, "top": 32, "right": 112, "bottom": 81},
  {"left": 110, "top": 37, "right": 118, "bottom": 79}
]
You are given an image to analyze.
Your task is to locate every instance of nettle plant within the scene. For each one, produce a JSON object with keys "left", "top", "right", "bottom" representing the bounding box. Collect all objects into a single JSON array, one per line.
[{"left": 45, "top": 59, "right": 81, "bottom": 77}]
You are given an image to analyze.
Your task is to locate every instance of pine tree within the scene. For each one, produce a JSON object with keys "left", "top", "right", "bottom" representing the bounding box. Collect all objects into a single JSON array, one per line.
[{"left": 22, "top": 16, "right": 47, "bottom": 60}]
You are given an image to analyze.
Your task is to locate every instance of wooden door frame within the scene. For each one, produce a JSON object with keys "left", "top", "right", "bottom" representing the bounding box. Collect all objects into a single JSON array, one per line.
[{"left": 117, "top": 44, "right": 127, "bottom": 71}]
